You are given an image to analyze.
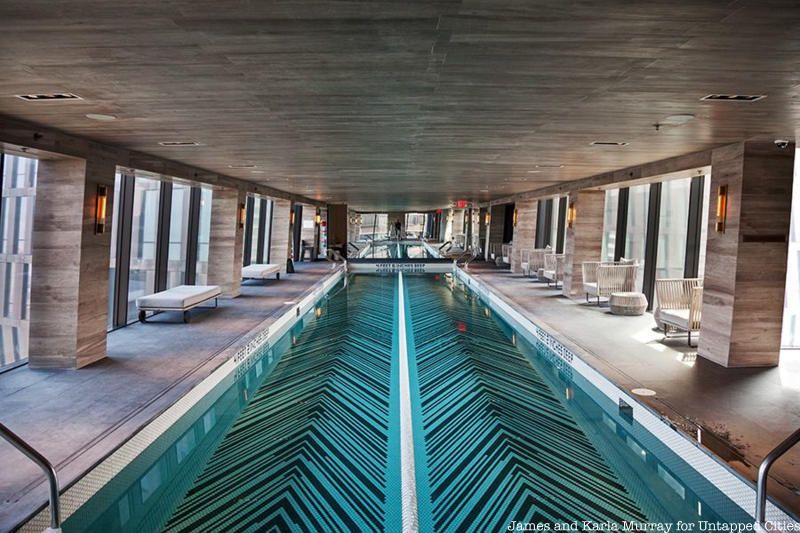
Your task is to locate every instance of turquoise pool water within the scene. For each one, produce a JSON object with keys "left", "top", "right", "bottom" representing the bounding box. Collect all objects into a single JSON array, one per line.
[{"left": 61, "top": 274, "right": 753, "bottom": 532}]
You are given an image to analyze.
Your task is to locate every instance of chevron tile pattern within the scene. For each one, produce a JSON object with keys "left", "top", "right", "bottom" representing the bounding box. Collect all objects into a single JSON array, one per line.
[
  {"left": 404, "top": 275, "right": 649, "bottom": 531},
  {"left": 163, "top": 275, "right": 398, "bottom": 533}
]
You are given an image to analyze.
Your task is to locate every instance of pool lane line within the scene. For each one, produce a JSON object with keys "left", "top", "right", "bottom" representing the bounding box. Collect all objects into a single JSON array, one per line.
[
  {"left": 398, "top": 272, "right": 434, "bottom": 532},
  {"left": 397, "top": 272, "right": 419, "bottom": 532}
]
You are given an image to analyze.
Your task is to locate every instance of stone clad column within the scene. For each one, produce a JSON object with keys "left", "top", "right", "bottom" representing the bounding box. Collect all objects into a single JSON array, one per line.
[
  {"left": 269, "top": 199, "right": 292, "bottom": 274},
  {"left": 511, "top": 199, "right": 538, "bottom": 273},
  {"left": 698, "top": 141, "right": 795, "bottom": 367},
  {"left": 562, "top": 190, "right": 604, "bottom": 298},
  {"left": 207, "top": 187, "right": 245, "bottom": 297},
  {"left": 29, "top": 153, "right": 116, "bottom": 368}
]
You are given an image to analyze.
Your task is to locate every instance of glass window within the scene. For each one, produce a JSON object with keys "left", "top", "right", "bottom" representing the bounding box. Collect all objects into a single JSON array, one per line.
[
  {"left": 0, "top": 154, "right": 37, "bottom": 368},
  {"left": 359, "top": 214, "right": 388, "bottom": 240},
  {"left": 625, "top": 184, "right": 649, "bottom": 290},
  {"left": 697, "top": 175, "right": 712, "bottom": 278},
  {"left": 550, "top": 198, "right": 563, "bottom": 251},
  {"left": 656, "top": 178, "right": 692, "bottom": 280},
  {"left": 262, "top": 199, "right": 273, "bottom": 262},
  {"left": 107, "top": 172, "right": 123, "bottom": 329},
  {"left": 127, "top": 177, "right": 161, "bottom": 323},
  {"left": 166, "top": 184, "right": 191, "bottom": 288},
  {"left": 196, "top": 188, "right": 213, "bottom": 285},
  {"left": 251, "top": 199, "right": 263, "bottom": 262},
  {"left": 601, "top": 189, "right": 619, "bottom": 262},
  {"left": 782, "top": 155, "right": 800, "bottom": 347}
]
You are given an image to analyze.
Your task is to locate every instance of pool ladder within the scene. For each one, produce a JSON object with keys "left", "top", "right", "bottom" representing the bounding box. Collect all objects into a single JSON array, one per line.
[
  {"left": 755, "top": 426, "right": 800, "bottom": 528},
  {"left": 0, "top": 422, "right": 61, "bottom": 532}
]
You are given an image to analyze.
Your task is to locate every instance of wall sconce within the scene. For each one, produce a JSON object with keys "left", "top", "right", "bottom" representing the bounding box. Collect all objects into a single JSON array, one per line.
[
  {"left": 485, "top": 212, "right": 491, "bottom": 226},
  {"left": 315, "top": 212, "right": 321, "bottom": 225},
  {"left": 95, "top": 184, "right": 108, "bottom": 234},
  {"left": 238, "top": 203, "right": 246, "bottom": 228},
  {"left": 715, "top": 184, "right": 728, "bottom": 233},
  {"left": 290, "top": 210, "right": 295, "bottom": 225},
  {"left": 513, "top": 208, "right": 519, "bottom": 227},
  {"left": 567, "top": 201, "right": 577, "bottom": 228}
]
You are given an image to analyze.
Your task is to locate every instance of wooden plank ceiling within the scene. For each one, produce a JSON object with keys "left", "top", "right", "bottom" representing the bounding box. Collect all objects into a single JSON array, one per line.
[{"left": 0, "top": 0, "right": 799, "bottom": 210}]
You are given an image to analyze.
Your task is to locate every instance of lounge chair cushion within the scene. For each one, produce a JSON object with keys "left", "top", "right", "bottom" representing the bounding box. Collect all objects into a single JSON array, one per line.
[
  {"left": 137, "top": 285, "right": 221, "bottom": 310},
  {"left": 660, "top": 308, "right": 691, "bottom": 330},
  {"left": 584, "top": 281, "right": 598, "bottom": 296},
  {"left": 242, "top": 263, "right": 281, "bottom": 279}
]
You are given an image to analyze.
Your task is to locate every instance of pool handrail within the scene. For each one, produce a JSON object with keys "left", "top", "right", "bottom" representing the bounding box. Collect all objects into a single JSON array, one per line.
[
  {"left": 755, "top": 426, "right": 800, "bottom": 528},
  {"left": 0, "top": 422, "right": 61, "bottom": 531}
]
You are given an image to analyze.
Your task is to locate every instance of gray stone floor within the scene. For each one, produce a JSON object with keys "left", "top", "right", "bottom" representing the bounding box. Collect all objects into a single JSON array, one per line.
[
  {"left": 462, "top": 261, "right": 800, "bottom": 515},
  {"left": 0, "top": 261, "right": 337, "bottom": 530}
]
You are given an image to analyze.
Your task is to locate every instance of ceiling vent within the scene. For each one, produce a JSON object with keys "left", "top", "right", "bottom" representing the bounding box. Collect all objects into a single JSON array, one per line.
[
  {"left": 158, "top": 140, "right": 201, "bottom": 147},
  {"left": 591, "top": 141, "right": 629, "bottom": 146},
  {"left": 701, "top": 94, "right": 766, "bottom": 102},
  {"left": 16, "top": 92, "right": 82, "bottom": 102}
]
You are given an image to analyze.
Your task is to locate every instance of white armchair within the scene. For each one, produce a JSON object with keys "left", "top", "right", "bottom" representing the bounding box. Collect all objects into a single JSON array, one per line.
[
  {"left": 582, "top": 261, "right": 638, "bottom": 304},
  {"left": 655, "top": 278, "right": 703, "bottom": 346},
  {"left": 542, "top": 253, "right": 565, "bottom": 288}
]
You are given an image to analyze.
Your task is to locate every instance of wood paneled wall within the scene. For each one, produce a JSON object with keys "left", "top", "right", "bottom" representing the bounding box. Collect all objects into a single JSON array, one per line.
[
  {"left": 207, "top": 188, "right": 245, "bottom": 297},
  {"left": 698, "top": 141, "right": 795, "bottom": 367},
  {"left": 511, "top": 199, "right": 538, "bottom": 274},
  {"left": 562, "top": 190, "right": 605, "bottom": 297},
  {"left": 29, "top": 155, "right": 115, "bottom": 368}
]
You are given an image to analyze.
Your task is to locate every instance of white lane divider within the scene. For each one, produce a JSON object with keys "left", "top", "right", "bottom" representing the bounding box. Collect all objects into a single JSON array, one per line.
[{"left": 397, "top": 272, "right": 419, "bottom": 532}]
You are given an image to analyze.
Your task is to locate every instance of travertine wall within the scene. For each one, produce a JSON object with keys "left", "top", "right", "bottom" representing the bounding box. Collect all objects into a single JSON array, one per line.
[
  {"left": 698, "top": 141, "right": 795, "bottom": 367},
  {"left": 29, "top": 154, "right": 116, "bottom": 368},
  {"left": 511, "top": 199, "right": 538, "bottom": 273},
  {"left": 562, "top": 190, "right": 604, "bottom": 297},
  {"left": 269, "top": 199, "right": 292, "bottom": 273},
  {"left": 207, "top": 187, "right": 245, "bottom": 297}
]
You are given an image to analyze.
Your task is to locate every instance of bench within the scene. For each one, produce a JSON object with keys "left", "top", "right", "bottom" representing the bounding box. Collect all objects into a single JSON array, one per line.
[
  {"left": 136, "top": 285, "right": 221, "bottom": 323},
  {"left": 242, "top": 263, "right": 281, "bottom": 280}
]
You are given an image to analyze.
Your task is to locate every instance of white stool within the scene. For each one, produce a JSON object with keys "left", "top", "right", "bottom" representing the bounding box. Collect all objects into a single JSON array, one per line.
[{"left": 609, "top": 292, "right": 647, "bottom": 316}]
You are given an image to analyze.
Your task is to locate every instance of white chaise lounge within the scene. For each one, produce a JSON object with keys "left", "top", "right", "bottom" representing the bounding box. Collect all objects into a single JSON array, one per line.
[
  {"left": 242, "top": 263, "right": 281, "bottom": 280},
  {"left": 136, "top": 285, "right": 221, "bottom": 323}
]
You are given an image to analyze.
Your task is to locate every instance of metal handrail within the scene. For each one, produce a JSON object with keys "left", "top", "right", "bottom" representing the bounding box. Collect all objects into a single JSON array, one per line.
[
  {"left": 755, "top": 427, "right": 800, "bottom": 527},
  {"left": 0, "top": 422, "right": 61, "bottom": 531}
]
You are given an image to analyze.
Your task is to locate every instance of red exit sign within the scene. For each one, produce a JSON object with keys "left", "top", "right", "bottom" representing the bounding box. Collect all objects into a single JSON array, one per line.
[{"left": 453, "top": 199, "right": 468, "bottom": 209}]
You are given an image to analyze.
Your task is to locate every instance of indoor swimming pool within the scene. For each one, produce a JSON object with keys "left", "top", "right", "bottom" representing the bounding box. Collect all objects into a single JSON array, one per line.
[{"left": 44, "top": 273, "right": 781, "bottom": 532}]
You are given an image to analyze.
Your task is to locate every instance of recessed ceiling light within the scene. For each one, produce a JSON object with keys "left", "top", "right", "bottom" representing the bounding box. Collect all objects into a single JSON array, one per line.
[
  {"left": 251, "top": 170, "right": 266, "bottom": 174},
  {"left": 661, "top": 114, "right": 695, "bottom": 125},
  {"left": 591, "top": 141, "right": 629, "bottom": 146},
  {"left": 16, "top": 92, "right": 82, "bottom": 102},
  {"left": 85, "top": 113, "right": 117, "bottom": 121},
  {"left": 701, "top": 94, "right": 766, "bottom": 102},
  {"left": 228, "top": 164, "right": 256, "bottom": 169},
  {"left": 535, "top": 164, "right": 564, "bottom": 169},
  {"left": 479, "top": 189, "right": 489, "bottom": 193},
  {"left": 158, "top": 140, "right": 201, "bottom": 147},
  {"left": 527, "top": 170, "right": 542, "bottom": 174}
]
